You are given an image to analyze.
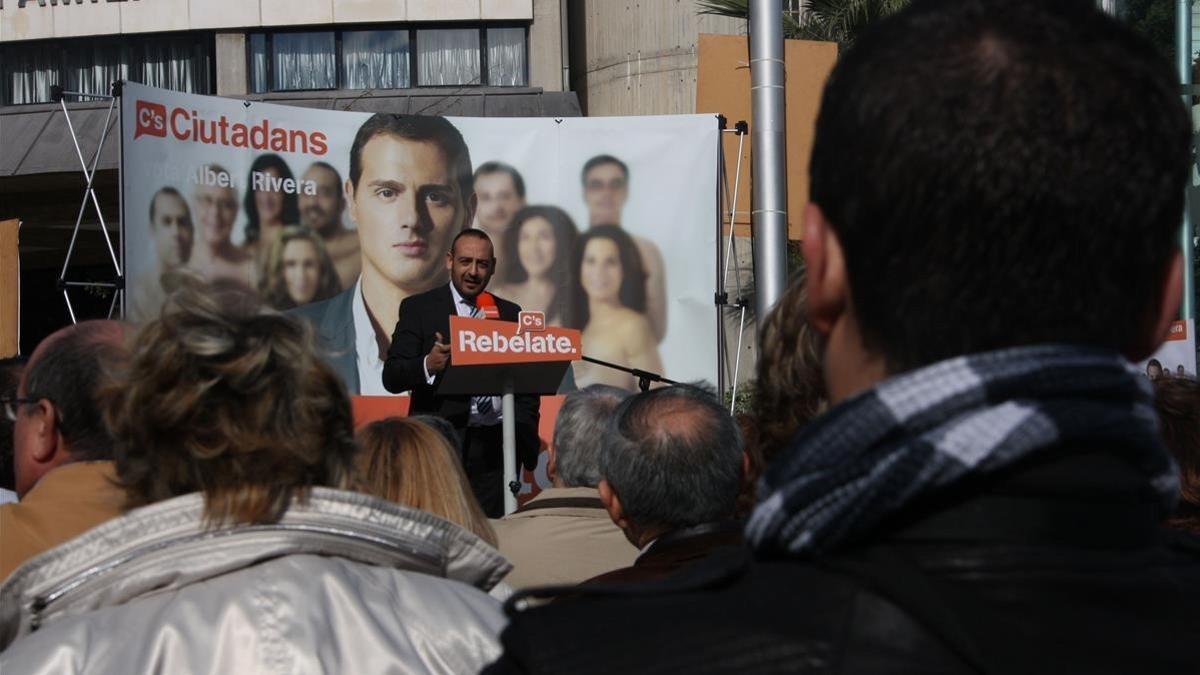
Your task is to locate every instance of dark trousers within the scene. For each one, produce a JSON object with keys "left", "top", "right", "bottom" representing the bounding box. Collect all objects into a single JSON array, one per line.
[{"left": 461, "top": 424, "right": 506, "bottom": 518}]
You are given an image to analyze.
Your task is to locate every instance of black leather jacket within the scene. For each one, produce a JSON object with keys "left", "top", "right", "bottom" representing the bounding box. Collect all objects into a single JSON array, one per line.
[{"left": 486, "top": 444, "right": 1200, "bottom": 675}]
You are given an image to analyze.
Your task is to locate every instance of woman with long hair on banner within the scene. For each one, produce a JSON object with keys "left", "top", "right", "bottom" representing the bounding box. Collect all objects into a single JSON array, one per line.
[
  {"left": 242, "top": 153, "right": 301, "bottom": 264},
  {"left": 353, "top": 417, "right": 498, "bottom": 547},
  {"left": 566, "top": 225, "right": 664, "bottom": 391},
  {"left": 489, "top": 205, "right": 578, "bottom": 325},
  {"left": 260, "top": 226, "right": 342, "bottom": 310}
]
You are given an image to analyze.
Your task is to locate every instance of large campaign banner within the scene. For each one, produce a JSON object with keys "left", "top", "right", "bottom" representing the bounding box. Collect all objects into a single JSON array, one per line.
[{"left": 121, "top": 82, "right": 719, "bottom": 393}]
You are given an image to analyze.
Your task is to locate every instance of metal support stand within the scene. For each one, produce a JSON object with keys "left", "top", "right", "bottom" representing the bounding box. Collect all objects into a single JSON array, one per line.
[
  {"left": 717, "top": 120, "right": 751, "bottom": 412},
  {"left": 1178, "top": 0, "right": 1196, "bottom": 323},
  {"left": 51, "top": 84, "right": 123, "bottom": 323}
]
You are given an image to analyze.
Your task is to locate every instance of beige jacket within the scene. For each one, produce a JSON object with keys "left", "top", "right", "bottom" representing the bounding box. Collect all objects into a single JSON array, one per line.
[
  {"left": 0, "top": 461, "right": 125, "bottom": 582},
  {"left": 492, "top": 486, "right": 639, "bottom": 588}
]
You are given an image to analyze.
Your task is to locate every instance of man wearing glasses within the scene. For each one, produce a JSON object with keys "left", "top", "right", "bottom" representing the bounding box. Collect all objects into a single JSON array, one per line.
[{"left": 0, "top": 321, "right": 128, "bottom": 581}]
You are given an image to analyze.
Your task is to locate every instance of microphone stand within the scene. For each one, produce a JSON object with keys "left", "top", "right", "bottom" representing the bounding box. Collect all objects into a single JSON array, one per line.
[{"left": 579, "top": 355, "right": 677, "bottom": 392}]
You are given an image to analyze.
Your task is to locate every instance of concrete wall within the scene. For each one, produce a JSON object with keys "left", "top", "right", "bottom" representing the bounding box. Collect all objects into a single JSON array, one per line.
[
  {"left": 214, "top": 32, "right": 246, "bottom": 96},
  {"left": 528, "top": 0, "right": 563, "bottom": 92},
  {"left": 0, "top": 0, "right": 534, "bottom": 42},
  {"left": 568, "top": 0, "right": 744, "bottom": 116}
]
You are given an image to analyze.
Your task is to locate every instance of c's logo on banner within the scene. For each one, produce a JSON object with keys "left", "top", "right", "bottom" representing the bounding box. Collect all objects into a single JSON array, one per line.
[
  {"left": 135, "top": 100, "right": 167, "bottom": 139},
  {"left": 517, "top": 311, "right": 546, "bottom": 334}
]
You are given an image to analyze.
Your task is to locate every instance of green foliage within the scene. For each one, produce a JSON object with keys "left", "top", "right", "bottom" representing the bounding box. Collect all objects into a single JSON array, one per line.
[
  {"left": 723, "top": 379, "right": 758, "bottom": 415},
  {"left": 1118, "top": 0, "right": 1177, "bottom": 65},
  {"left": 698, "top": 0, "right": 912, "bottom": 49}
]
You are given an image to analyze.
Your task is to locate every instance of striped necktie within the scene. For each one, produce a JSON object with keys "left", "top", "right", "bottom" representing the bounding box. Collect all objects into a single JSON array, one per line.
[{"left": 468, "top": 302, "right": 494, "bottom": 415}]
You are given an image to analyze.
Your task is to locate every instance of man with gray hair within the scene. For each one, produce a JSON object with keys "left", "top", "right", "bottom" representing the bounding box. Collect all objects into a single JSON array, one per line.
[
  {"left": 585, "top": 383, "right": 746, "bottom": 585},
  {"left": 492, "top": 385, "right": 638, "bottom": 588}
]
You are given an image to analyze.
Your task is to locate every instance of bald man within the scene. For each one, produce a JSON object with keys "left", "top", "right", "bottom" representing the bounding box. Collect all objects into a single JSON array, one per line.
[{"left": 1, "top": 321, "right": 130, "bottom": 581}]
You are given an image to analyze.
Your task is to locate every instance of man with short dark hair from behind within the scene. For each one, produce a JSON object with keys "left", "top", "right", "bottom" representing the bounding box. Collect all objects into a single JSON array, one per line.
[
  {"left": 0, "top": 321, "right": 129, "bottom": 580},
  {"left": 487, "top": 2, "right": 1200, "bottom": 673},
  {"left": 492, "top": 385, "right": 639, "bottom": 588}
]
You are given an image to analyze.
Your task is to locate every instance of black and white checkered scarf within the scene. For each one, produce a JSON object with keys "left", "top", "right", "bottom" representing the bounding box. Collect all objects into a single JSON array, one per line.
[{"left": 746, "top": 345, "right": 1179, "bottom": 555}]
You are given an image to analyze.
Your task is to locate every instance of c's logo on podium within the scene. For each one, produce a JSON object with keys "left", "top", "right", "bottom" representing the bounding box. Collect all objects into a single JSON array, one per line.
[{"left": 517, "top": 311, "right": 546, "bottom": 334}]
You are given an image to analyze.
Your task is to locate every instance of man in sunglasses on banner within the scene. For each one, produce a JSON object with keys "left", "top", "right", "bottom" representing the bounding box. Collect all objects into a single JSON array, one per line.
[{"left": 383, "top": 229, "right": 540, "bottom": 518}]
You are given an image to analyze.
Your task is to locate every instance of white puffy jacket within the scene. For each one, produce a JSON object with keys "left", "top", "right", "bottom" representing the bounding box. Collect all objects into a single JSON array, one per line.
[{"left": 0, "top": 488, "right": 511, "bottom": 674}]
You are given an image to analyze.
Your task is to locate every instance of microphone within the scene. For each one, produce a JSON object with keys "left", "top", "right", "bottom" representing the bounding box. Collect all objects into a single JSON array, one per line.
[{"left": 475, "top": 291, "right": 501, "bottom": 319}]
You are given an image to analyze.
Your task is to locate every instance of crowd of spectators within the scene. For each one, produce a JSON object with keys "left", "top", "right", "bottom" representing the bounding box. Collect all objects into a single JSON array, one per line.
[{"left": 2, "top": 0, "right": 1200, "bottom": 673}]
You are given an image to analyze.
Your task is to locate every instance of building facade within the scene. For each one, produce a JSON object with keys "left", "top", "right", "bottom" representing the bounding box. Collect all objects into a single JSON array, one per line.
[{"left": 0, "top": 0, "right": 754, "bottom": 354}]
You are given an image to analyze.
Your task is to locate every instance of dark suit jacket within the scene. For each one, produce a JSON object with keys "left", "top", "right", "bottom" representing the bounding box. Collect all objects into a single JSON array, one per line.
[
  {"left": 583, "top": 521, "right": 745, "bottom": 586},
  {"left": 288, "top": 287, "right": 360, "bottom": 393},
  {"left": 382, "top": 284, "right": 540, "bottom": 468}
]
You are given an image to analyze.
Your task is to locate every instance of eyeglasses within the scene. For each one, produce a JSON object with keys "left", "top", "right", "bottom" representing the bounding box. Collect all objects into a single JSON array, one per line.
[{"left": 1, "top": 397, "right": 37, "bottom": 422}]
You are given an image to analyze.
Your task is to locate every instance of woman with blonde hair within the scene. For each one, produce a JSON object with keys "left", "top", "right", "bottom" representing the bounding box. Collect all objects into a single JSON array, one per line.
[
  {"left": 0, "top": 278, "right": 508, "bottom": 673},
  {"left": 355, "top": 416, "right": 497, "bottom": 547}
]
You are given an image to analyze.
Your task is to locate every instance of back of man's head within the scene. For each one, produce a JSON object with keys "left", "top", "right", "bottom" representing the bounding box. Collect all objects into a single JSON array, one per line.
[
  {"left": 19, "top": 321, "right": 128, "bottom": 465},
  {"left": 810, "top": 0, "right": 1190, "bottom": 373},
  {"left": 599, "top": 383, "right": 742, "bottom": 532},
  {"left": 552, "top": 385, "right": 630, "bottom": 488}
]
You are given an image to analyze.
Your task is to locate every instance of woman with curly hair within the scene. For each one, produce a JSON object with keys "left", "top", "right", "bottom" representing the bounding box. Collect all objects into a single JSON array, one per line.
[{"left": 0, "top": 279, "right": 508, "bottom": 673}]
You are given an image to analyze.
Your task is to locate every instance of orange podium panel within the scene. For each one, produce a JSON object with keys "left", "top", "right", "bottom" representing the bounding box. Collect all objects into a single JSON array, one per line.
[{"left": 439, "top": 315, "right": 582, "bottom": 397}]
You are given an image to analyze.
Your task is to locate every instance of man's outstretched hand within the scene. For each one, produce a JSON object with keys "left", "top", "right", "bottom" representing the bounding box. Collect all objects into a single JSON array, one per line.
[{"left": 426, "top": 331, "right": 451, "bottom": 374}]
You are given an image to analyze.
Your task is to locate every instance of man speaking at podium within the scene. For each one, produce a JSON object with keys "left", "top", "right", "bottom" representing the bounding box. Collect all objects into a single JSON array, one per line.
[{"left": 383, "top": 229, "right": 540, "bottom": 516}]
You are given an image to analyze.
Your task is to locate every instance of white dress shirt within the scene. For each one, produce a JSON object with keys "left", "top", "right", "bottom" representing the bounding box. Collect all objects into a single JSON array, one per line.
[{"left": 351, "top": 278, "right": 400, "bottom": 396}]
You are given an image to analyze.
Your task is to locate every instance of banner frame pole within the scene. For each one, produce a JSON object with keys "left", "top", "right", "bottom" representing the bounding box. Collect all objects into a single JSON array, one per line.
[
  {"left": 716, "top": 116, "right": 728, "bottom": 398},
  {"left": 115, "top": 80, "right": 126, "bottom": 319},
  {"left": 501, "top": 383, "right": 518, "bottom": 515}
]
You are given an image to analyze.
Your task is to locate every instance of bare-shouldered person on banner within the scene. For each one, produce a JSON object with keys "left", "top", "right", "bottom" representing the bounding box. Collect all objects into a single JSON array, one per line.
[
  {"left": 567, "top": 226, "right": 664, "bottom": 391},
  {"left": 489, "top": 205, "right": 578, "bottom": 326},
  {"left": 188, "top": 164, "right": 256, "bottom": 291},
  {"left": 581, "top": 155, "right": 667, "bottom": 343},
  {"left": 299, "top": 161, "right": 361, "bottom": 289}
]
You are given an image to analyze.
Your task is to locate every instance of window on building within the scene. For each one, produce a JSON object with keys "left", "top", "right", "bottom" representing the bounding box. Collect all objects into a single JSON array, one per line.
[
  {"left": 486, "top": 27, "right": 527, "bottom": 88},
  {"left": 273, "top": 32, "right": 337, "bottom": 91},
  {"left": 416, "top": 28, "right": 480, "bottom": 86},
  {"left": 248, "top": 24, "right": 527, "bottom": 94},
  {"left": 1, "top": 34, "right": 214, "bottom": 106},
  {"left": 343, "top": 30, "right": 411, "bottom": 90}
]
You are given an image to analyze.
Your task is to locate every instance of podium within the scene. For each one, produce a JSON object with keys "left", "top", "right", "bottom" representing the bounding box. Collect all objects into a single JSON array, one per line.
[{"left": 438, "top": 313, "right": 582, "bottom": 514}]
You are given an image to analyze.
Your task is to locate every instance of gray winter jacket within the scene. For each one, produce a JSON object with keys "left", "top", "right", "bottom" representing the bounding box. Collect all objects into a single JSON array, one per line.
[{"left": 0, "top": 488, "right": 511, "bottom": 674}]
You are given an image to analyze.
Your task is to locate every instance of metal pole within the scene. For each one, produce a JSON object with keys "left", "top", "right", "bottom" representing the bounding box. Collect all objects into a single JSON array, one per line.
[
  {"left": 1180, "top": 0, "right": 1197, "bottom": 321},
  {"left": 501, "top": 383, "right": 518, "bottom": 515},
  {"left": 749, "top": 0, "right": 789, "bottom": 320}
]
